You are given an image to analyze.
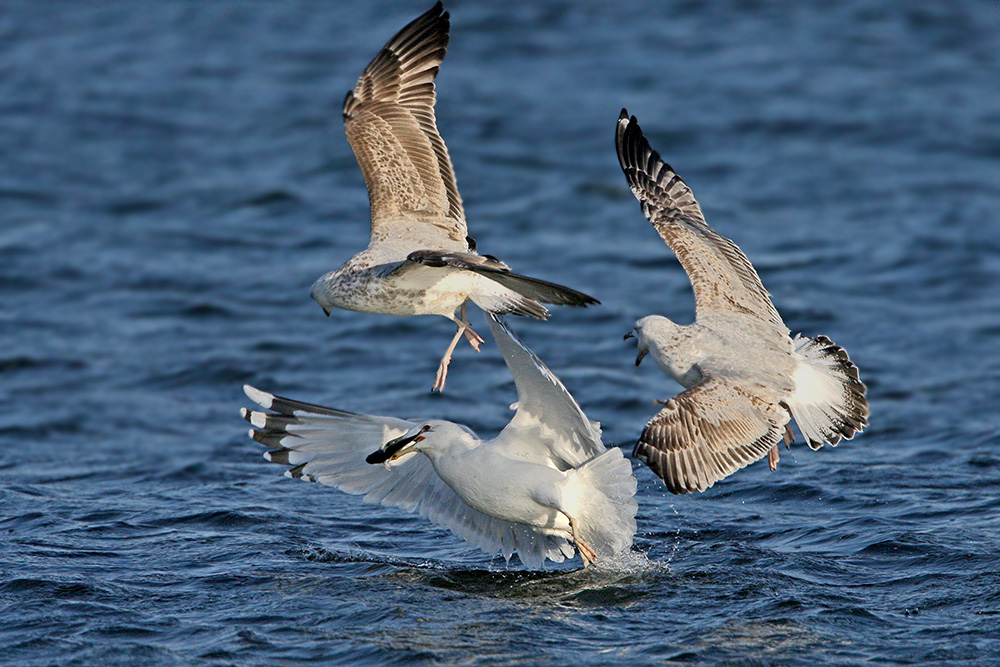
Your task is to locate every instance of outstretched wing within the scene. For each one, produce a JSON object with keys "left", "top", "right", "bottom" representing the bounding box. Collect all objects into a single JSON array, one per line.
[
  {"left": 344, "top": 2, "right": 468, "bottom": 249},
  {"left": 487, "top": 316, "right": 606, "bottom": 469},
  {"left": 632, "top": 379, "right": 789, "bottom": 494},
  {"left": 616, "top": 110, "right": 785, "bottom": 331},
  {"left": 243, "top": 385, "right": 417, "bottom": 493},
  {"left": 242, "top": 385, "right": 575, "bottom": 567}
]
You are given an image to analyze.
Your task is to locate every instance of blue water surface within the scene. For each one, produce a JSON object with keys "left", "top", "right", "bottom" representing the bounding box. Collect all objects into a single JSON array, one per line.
[{"left": 2, "top": 1, "right": 999, "bottom": 665}]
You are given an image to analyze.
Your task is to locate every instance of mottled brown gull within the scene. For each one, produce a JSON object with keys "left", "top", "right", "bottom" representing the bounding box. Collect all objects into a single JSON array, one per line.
[
  {"left": 310, "top": 3, "right": 597, "bottom": 392},
  {"left": 242, "top": 316, "right": 636, "bottom": 568},
  {"left": 617, "top": 110, "right": 868, "bottom": 494}
]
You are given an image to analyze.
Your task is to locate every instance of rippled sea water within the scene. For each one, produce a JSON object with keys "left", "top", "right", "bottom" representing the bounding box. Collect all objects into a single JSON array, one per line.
[{"left": 3, "top": 1, "right": 1000, "bottom": 665}]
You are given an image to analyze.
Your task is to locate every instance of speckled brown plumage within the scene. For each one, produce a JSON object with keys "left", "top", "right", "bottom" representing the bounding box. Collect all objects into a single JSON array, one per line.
[{"left": 619, "top": 110, "right": 868, "bottom": 493}]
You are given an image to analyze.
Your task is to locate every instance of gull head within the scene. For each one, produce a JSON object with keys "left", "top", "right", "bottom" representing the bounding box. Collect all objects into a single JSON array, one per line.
[
  {"left": 366, "top": 421, "right": 477, "bottom": 468},
  {"left": 310, "top": 274, "right": 334, "bottom": 317},
  {"left": 626, "top": 315, "right": 679, "bottom": 367}
]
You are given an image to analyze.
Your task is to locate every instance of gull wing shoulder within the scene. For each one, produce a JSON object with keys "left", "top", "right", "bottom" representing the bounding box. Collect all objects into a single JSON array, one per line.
[
  {"left": 344, "top": 2, "right": 468, "bottom": 249},
  {"left": 616, "top": 110, "right": 784, "bottom": 330},
  {"left": 632, "top": 378, "right": 788, "bottom": 494},
  {"left": 487, "top": 316, "right": 606, "bottom": 469}
]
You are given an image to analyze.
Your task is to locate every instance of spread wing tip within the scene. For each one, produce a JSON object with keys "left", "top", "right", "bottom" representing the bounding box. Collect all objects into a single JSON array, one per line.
[{"left": 615, "top": 111, "right": 685, "bottom": 199}]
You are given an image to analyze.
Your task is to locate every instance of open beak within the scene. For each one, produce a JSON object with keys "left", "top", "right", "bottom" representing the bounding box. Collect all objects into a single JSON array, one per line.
[
  {"left": 366, "top": 432, "right": 424, "bottom": 465},
  {"left": 624, "top": 331, "right": 645, "bottom": 366}
]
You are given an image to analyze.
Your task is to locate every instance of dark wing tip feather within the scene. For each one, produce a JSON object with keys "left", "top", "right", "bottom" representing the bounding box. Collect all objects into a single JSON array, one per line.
[
  {"left": 287, "top": 463, "right": 311, "bottom": 480},
  {"left": 387, "top": 2, "right": 449, "bottom": 58},
  {"left": 243, "top": 386, "right": 360, "bottom": 455},
  {"left": 614, "top": 111, "right": 785, "bottom": 326},
  {"left": 615, "top": 108, "right": 630, "bottom": 168},
  {"left": 245, "top": 384, "right": 358, "bottom": 419},
  {"left": 249, "top": 427, "right": 288, "bottom": 450},
  {"left": 265, "top": 448, "right": 293, "bottom": 466},
  {"left": 343, "top": 2, "right": 451, "bottom": 119},
  {"left": 343, "top": 2, "right": 468, "bottom": 235},
  {"left": 615, "top": 111, "right": 686, "bottom": 202}
]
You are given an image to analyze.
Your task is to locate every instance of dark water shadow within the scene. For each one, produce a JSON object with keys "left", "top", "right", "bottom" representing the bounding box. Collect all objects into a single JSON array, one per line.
[{"left": 289, "top": 543, "right": 672, "bottom": 606}]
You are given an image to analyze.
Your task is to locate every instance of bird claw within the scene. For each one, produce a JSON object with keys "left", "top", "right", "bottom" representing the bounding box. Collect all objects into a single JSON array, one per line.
[
  {"left": 768, "top": 445, "right": 780, "bottom": 471},
  {"left": 463, "top": 326, "right": 484, "bottom": 351},
  {"left": 577, "top": 540, "right": 597, "bottom": 567},
  {"left": 570, "top": 516, "right": 597, "bottom": 568},
  {"left": 783, "top": 424, "right": 795, "bottom": 448},
  {"left": 432, "top": 360, "right": 449, "bottom": 393}
]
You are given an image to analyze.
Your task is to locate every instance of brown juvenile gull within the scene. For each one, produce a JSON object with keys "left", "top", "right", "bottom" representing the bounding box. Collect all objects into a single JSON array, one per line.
[
  {"left": 242, "top": 315, "right": 637, "bottom": 569},
  {"left": 617, "top": 110, "right": 868, "bottom": 494},
  {"left": 310, "top": 3, "right": 598, "bottom": 392}
]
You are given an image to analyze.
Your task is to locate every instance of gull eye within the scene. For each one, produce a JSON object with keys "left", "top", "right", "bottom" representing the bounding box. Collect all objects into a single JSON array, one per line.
[{"left": 421, "top": 424, "right": 432, "bottom": 432}]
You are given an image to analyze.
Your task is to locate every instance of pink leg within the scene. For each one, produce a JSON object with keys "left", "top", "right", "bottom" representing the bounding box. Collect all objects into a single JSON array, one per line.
[
  {"left": 457, "top": 303, "right": 483, "bottom": 350},
  {"left": 770, "top": 424, "right": 795, "bottom": 471},
  {"left": 432, "top": 325, "right": 466, "bottom": 393},
  {"left": 768, "top": 445, "right": 780, "bottom": 471},
  {"left": 432, "top": 308, "right": 484, "bottom": 392}
]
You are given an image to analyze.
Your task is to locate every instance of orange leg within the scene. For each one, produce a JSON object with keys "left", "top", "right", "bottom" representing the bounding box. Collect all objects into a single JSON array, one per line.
[{"left": 571, "top": 517, "right": 596, "bottom": 568}]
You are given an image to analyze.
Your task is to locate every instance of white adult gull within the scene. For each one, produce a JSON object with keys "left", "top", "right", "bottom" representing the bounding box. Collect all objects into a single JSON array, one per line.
[
  {"left": 309, "top": 3, "right": 598, "bottom": 392},
  {"left": 617, "top": 110, "right": 868, "bottom": 494},
  {"left": 242, "top": 315, "right": 637, "bottom": 568}
]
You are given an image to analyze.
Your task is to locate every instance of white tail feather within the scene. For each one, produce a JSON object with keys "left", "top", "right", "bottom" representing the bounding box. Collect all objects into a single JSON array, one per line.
[
  {"left": 564, "top": 448, "right": 638, "bottom": 558},
  {"left": 786, "top": 335, "right": 868, "bottom": 449}
]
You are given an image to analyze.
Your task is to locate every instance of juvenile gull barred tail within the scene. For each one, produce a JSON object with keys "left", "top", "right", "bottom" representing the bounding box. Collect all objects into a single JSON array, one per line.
[
  {"left": 617, "top": 110, "right": 868, "bottom": 494},
  {"left": 243, "top": 315, "right": 636, "bottom": 568},
  {"left": 308, "top": 2, "right": 597, "bottom": 392}
]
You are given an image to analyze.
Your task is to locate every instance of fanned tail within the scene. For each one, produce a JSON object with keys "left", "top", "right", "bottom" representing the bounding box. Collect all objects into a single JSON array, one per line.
[
  {"left": 786, "top": 335, "right": 868, "bottom": 449},
  {"left": 564, "top": 448, "right": 638, "bottom": 558}
]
